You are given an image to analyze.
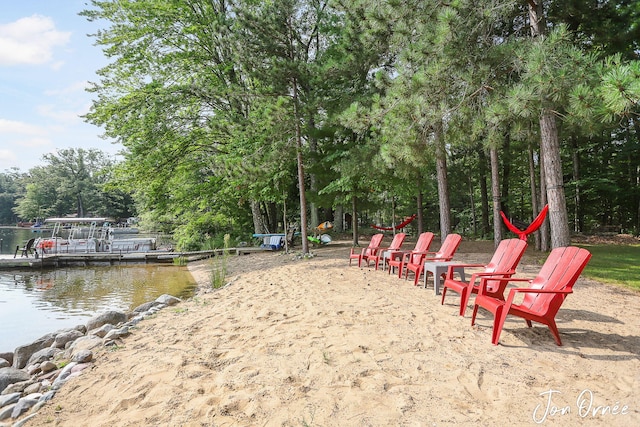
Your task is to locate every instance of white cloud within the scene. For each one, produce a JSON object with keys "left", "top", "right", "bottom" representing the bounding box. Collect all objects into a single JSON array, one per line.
[
  {"left": 37, "top": 104, "right": 85, "bottom": 122},
  {"left": 9, "top": 136, "right": 51, "bottom": 149},
  {"left": 0, "top": 137, "right": 51, "bottom": 170},
  {"left": 0, "top": 149, "right": 17, "bottom": 164},
  {"left": 44, "top": 81, "right": 89, "bottom": 96},
  {"left": 0, "top": 118, "right": 47, "bottom": 136},
  {"left": 0, "top": 140, "right": 55, "bottom": 171},
  {"left": 0, "top": 15, "right": 71, "bottom": 66}
]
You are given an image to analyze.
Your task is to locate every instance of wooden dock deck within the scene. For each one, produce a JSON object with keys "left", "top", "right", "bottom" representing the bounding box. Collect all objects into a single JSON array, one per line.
[{"left": 0, "top": 246, "right": 266, "bottom": 269}]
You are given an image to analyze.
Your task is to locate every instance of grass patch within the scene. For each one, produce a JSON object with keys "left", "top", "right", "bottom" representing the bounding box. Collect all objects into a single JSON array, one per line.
[
  {"left": 172, "top": 256, "right": 187, "bottom": 266},
  {"left": 577, "top": 244, "right": 640, "bottom": 291},
  {"left": 210, "top": 234, "right": 231, "bottom": 289}
]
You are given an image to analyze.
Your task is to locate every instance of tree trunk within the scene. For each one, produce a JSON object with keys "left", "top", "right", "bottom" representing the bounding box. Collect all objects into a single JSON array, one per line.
[
  {"left": 416, "top": 190, "right": 424, "bottom": 235},
  {"left": 571, "top": 135, "right": 582, "bottom": 233},
  {"left": 500, "top": 129, "right": 511, "bottom": 216},
  {"left": 539, "top": 143, "right": 550, "bottom": 251},
  {"left": 334, "top": 205, "right": 344, "bottom": 232},
  {"left": 434, "top": 122, "right": 451, "bottom": 240},
  {"left": 391, "top": 197, "right": 397, "bottom": 236},
  {"left": 351, "top": 194, "right": 359, "bottom": 246},
  {"left": 527, "top": 0, "right": 546, "bottom": 38},
  {"left": 632, "top": 119, "right": 640, "bottom": 232},
  {"left": 250, "top": 199, "right": 263, "bottom": 234},
  {"left": 490, "top": 146, "right": 502, "bottom": 247},
  {"left": 540, "top": 111, "right": 571, "bottom": 248},
  {"left": 292, "top": 77, "right": 309, "bottom": 254},
  {"left": 283, "top": 195, "right": 288, "bottom": 252},
  {"left": 468, "top": 175, "right": 477, "bottom": 236},
  {"left": 529, "top": 0, "right": 570, "bottom": 249},
  {"left": 76, "top": 194, "right": 84, "bottom": 218},
  {"left": 309, "top": 116, "right": 319, "bottom": 230},
  {"left": 528, "top": 145, "right": 541, "bottom": 250},
  {"left": 266, "top": 202, "right": 277, "bottom": 233},
  {"left": 310, "top": 194, "right": 319, "bottom": 230},
  {"left": 478, "top": 148, "right": 490, "bottom": 237}
]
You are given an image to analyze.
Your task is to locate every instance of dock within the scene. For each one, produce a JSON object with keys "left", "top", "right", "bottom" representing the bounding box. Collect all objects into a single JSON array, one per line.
[{"left": 0, "top": 246, "right": 266, "bottom": 269}]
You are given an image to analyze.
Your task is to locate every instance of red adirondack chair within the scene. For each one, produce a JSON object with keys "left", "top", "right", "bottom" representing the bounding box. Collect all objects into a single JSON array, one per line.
[
  {"left": 405, "top": 233, "right": 462, "bottom": 286},
  {"left": 471, "top": 246, "right": 592, "bottom": 345},
  {"left": 441, "top": 239, "right": 528, "bottom": 316},
  {"left": 365, "top": 233, "right": 406, "bottom": 270},
  {"left": 349, "top": 234, "right": 384, "bottom": 267},
  {"left": 386, "top": 232, "right": 434, "bottom": 277}
]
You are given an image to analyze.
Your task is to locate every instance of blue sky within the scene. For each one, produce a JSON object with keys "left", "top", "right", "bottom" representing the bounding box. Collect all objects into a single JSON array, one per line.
[{"left": 0, "top": 1, "right": 121, "bottom": 173}]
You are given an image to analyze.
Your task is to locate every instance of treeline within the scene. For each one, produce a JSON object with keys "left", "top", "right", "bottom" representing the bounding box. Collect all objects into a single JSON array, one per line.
[
  {"left": 0, "top": 149, "right": 135, "bottom": 225},
  {"left": 4, "top": 1, "right": 640, "bottom": 252}
]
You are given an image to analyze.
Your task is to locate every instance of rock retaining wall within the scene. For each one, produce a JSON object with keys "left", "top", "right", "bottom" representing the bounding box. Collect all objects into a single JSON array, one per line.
[{"left": 0, "top": 294, "right": 181, "bottom": 426}]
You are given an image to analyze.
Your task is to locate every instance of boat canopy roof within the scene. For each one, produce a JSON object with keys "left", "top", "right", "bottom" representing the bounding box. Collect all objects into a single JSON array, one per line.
[{"left": 44, "top": 217, "right": 111, "bottom": 223}]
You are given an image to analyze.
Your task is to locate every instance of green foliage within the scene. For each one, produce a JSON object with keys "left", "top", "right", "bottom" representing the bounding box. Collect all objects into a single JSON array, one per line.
[
  {"left": 172, "top": 211, "right": 232, "bottom": 251},
  {"left": 548, "top": 0, "right": 640, "bottom": 59},
  {"left": 11, "top": 149, "right": 131, "bottom": 221},
  {"left": 66, "top": 0, "right": 640, "bottom": 247},
  {"left": 508, "top": 25, "right": 595, "bottom": 116},
  {"left": 599, "top": 57, "right": 640, "bottom": 120},
  {"left": 0, "top": 169, "right": 26, "bottom": 224}
]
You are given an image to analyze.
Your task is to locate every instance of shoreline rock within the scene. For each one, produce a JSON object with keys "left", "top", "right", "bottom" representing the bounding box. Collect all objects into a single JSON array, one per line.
[{"left": 0, "top": 293, "right": 182, "bottom": 425}]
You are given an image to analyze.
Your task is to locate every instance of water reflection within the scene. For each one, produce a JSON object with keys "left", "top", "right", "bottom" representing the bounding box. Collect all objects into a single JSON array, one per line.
[{"left": 0, "top": 265, "right": 197, "bottom": 352}]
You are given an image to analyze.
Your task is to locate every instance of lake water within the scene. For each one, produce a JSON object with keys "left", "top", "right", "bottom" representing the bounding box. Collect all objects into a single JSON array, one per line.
[
  {"left": 0, "top": 226, "right": 40, "bottom": 256},
  {"left": 0, "top": 227, "right": 198, "bottom": 353}
]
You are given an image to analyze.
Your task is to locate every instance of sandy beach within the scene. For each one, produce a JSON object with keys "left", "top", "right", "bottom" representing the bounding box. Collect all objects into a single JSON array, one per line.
[{"left": 19, "top": 238, "right": 640, "bottom": 426}]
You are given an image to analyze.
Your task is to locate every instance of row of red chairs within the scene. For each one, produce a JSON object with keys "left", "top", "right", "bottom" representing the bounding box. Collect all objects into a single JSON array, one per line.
[{"left": 349, "top": 234, "right": 591, "bottom": 346}]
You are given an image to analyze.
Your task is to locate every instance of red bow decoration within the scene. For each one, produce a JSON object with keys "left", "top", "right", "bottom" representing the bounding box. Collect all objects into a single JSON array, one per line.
[{"left": 500, "top": 205, "right": 549, "bottom": 240}]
